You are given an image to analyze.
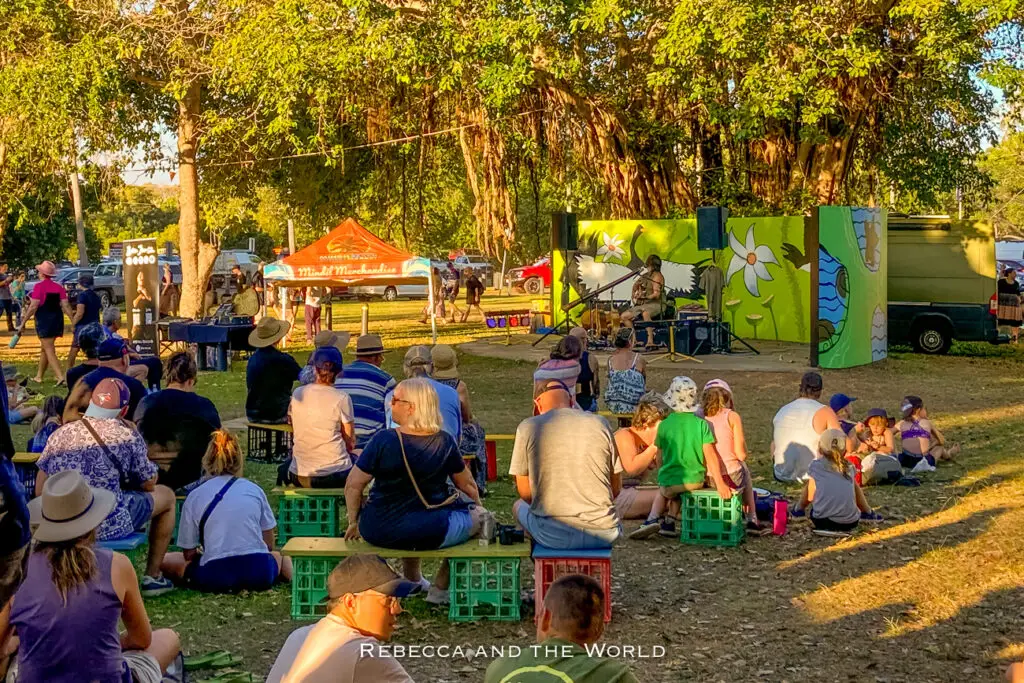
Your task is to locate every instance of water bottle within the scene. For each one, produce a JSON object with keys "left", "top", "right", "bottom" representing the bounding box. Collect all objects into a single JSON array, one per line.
[
  {"left": 479, "top": 511, "right": 495, "bottom": 546},
  {"left": 8, "top": 333, "right": 20, "bottom": 349},
  {"left": 773, "top": 499, "right": 788, "bottom": 536}
]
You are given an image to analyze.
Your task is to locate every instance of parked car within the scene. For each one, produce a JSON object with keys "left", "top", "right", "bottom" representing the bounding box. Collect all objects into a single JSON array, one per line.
[
  {"left": 451, "top": 254, "right": 494, "bottom": 284},
  {"left": 506, "top": 256, "right": 551, "bottom": 295},
  {"left": 350, "top": 284, "right": 428, "bottom": 302},
  {"left": 24, "top": 267, "right": 93, "bottom": 304},
  {"left": 93, "top": 259, "right": 182, "bottom": 308}
]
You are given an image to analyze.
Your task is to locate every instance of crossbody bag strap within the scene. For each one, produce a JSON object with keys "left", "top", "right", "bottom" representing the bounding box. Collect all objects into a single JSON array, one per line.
[
  {"left": 396, "top": 429, "right": 458, "bottom": 511},
  {"left": 198, "top": 476, "right": 239, "bottom": 551},
  {"left": 81, "top": 417, "right": 127, "bottom": 483}
]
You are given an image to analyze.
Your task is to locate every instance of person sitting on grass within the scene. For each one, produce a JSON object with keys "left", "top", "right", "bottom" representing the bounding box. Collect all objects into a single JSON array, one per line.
[
  {"left": 793, "top": 429, "right": 882, "bottom": 535},
  {"left": 829, "top": 393, "right": 860, "bottom": 442},
  {"left": 534, "top": 335, "right": 583, "bottom": 408},
  {"left": 134, "top": 351, "right": 221, "bottom": 493},
  {"left": 632, "top": 376, "right": 734, "bottom": 539},
  {"left": 267, "top": 555, "right": 415, "bottom": 683},
  {"left": 283, "top": 346, "right": 356, "bottom": 488},
  {"left": 897, "top": 395, "right": 961, "bottom": 473},
  {"left": 344, "top": 378, "right": 487, "bottom": 606},
  {"left": 160, "top": 430, "right": 292, "bottom": 593},
  {"left": 771, "top": 371, "right": 840, "bottom": 482},
  {"left": 613, "top": 393, "right": 670, "bottom": 522},
  {"left": 4, "top": 367, "right": 37, "bottom": 426},
  {"left": 698, "top": 381, "right": 766, "bottom": 533},
  {"left": 484, "top": 574, "right": 638, "bottom": 683},
  {"left": 511, "top": 380, "right": 623, "bottom": 549},
  {"left": 28, "top": 395, "right": 64, "bottom": 453},
  {"left": 3, "top": 470, "right": 181, "bottom": 682},
  {"left": 856, "top": 408, "right": 895, "bottom": 456},
  {"left": 37, "top": 378, "right": 177, "bottom": 597}
]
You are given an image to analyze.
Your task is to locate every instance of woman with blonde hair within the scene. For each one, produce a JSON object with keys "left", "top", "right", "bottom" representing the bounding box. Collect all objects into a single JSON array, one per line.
[
  {"left": 344, "top": 377, "right": 487, "bottom": 606},
  {"left": 159, "top": 430, "right": 291, "bottom": 592},
  {"left": 614, "top": 393, "right": 669, "bottom": 521},
  {"left": 3, "top": 470, "right": 181, "bottom": 681}
]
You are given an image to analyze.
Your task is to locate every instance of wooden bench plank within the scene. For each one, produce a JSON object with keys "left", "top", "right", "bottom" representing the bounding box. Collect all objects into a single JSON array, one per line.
[
  {"left": 248, "top": 422, "right": 294, "bottom": 433},
  {"left": 272, "top": 487, "right": 347, "bottom": 497},
  {"left": 488, "top": 434, "right": 515, "bottom": 441},
  {"left": 12, "top": 452, "right": 38, "bottom": 464},
  {"left": 282, "top": 537, "right": 531, "bottom": 559}
]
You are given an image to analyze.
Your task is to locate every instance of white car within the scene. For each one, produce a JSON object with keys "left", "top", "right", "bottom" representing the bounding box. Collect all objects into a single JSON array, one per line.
[{"left": 350, "top": 284, "right": 428, "bottom": 302}]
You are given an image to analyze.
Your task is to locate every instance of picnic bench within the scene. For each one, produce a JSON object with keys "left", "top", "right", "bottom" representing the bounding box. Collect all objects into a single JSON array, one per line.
[{"left": 282, "top": 537, "right": 531, "bottom": 622}]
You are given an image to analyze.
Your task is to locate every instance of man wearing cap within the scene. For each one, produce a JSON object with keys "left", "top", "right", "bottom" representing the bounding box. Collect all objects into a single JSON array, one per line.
[
  {"left": 67, "top": 272, "right": 103, "bottom": 367},
  {"left": 64, "top": 336, "right": 149, "bottom": 424},
  {"left": 285, "top": 346, "right": 356, "bottom": 488},
  {"left": 267, "top": 555, "right": 415, "bottom": 683},
  {"left": 246, "top": 317, "right": 302, "bottom": 424},
  {"left": 771, "top": 371, "right": 841, "bottom": 482},
  {"left": 384, "top": 346, "right": 462, "bottom": 442},
  {"left": 337, "top": 334, "right": 397, "bottom": 450},
  {"left": 37, "top": 377, "right": 178, "bottom": 596}
]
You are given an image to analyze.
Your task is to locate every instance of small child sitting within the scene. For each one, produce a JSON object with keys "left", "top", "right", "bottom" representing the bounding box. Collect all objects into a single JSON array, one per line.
[
  {"left": 856, "top": 408, "right": 894, "bottom": 455},
  {"left": 829, "top": 393, "right": 861, "bottom": 445},
  {"left": 28, "top": 395, "right": 64, "bottom": 453},
  {"left": 795, "top": 429, "right": 882, "bottom": 535},
  {"left": 896, "top": 395, "right": 960, "bottom": 472},
  {"left": 631, "top": 377, "right": 735, "bottom": 539}
]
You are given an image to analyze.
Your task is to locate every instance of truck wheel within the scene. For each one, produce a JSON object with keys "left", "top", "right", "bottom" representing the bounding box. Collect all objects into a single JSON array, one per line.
[
  {"left": 99, "top": 290, "right": 112, "bottom": 309},
  {"left": 383, "top": 286, "right": 398, "bottom": 302},
  {"left": 524, "top": 277, "right": 543, "bottom": 295},
  {"left": 912, "top": 322, "right": 952, "bottom": 355}
]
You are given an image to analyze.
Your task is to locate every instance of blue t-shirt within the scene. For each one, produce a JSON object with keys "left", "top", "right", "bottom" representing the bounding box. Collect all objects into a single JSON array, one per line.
[
  {"left": 356, "top": 429, "right": 467, "bottom": 550},
  {"left": 384, "top": 378, "right": 462, "bottom": 443},
  {"left": 74, "top": 288, "right": 102, "bottom": 330}
]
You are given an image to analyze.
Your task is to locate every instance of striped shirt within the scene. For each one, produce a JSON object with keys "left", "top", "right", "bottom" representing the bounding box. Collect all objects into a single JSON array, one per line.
[{"left": 336, "top": 360, "right": 397, "bottom": 449}]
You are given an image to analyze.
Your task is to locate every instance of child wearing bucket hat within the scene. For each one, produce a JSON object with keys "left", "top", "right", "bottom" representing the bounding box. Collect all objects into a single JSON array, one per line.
[{"left": 6, "top": 470, "right": 181, "bottom": 682}]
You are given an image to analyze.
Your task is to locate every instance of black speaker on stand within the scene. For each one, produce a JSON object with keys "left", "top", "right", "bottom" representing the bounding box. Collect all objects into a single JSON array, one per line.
[{"left": 697, "top": 206, "right": 728, "bottom": 251}]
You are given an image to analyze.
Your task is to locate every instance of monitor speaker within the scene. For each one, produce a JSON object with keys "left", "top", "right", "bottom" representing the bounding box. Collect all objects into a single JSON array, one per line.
[
  {"left": 551, "top": 212, "right": 578, "bottom": 252},
  {"left": 697, "top": 206, "right": 728, "bottom": 251}
]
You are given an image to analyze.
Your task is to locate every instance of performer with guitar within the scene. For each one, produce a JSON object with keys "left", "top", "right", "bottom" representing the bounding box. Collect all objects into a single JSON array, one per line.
[{"left": 620, "top": 254, "right": 666, "bottom": 349}]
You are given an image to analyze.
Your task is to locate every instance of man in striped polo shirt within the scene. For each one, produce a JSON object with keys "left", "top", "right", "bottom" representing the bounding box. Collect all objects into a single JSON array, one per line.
[{"left": 336, "top": 334, "right": 397, "bottom": 450}]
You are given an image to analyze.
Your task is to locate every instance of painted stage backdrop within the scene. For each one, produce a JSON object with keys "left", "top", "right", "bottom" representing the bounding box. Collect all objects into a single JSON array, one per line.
[
  {"left": 551, "top": 217, "right": 811, "bottom": 342},
  {"left": 817, "top": 207, "right": 888, "bottom": 368}
]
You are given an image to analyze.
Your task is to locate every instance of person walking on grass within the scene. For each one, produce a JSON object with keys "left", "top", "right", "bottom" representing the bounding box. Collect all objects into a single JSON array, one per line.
[
  {"left": 461, "top": 269, "right": 486, "bottom": 323},
  {"left": 17, "top": 261, "right": 75, "bottom": 385}
]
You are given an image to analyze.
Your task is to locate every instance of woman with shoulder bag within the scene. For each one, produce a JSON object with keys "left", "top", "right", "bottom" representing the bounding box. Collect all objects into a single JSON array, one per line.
[{"left": 343, "top": 378, "right": 488, "bottom": 606}]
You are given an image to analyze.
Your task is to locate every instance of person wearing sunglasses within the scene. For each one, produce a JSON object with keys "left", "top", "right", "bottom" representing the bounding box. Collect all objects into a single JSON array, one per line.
[
  {"left": 510, "top": 380, "right": 624, "bottom": 549},
  {"left": 268, "top": 555, "right": 415, "bottom": 682}
]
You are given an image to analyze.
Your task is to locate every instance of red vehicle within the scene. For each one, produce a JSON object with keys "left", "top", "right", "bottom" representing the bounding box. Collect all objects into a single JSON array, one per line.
[{"left": 507, "top": 256, "right": 551, "bottom": 295}]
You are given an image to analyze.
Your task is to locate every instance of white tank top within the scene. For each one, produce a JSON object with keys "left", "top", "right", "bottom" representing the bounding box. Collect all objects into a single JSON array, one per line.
[{"left": 772, "top": 398, "right": 824, "bottom": 481}]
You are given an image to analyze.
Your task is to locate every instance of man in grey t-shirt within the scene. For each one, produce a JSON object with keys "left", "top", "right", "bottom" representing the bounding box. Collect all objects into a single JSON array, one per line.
[{"left": 510, "top": 380, "right": 623, "bottom": 549}]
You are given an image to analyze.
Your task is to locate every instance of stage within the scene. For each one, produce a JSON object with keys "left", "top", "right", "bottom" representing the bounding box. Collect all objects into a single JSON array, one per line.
[{"left": 459, "top": 335, "right": 815, "bottom": 374}]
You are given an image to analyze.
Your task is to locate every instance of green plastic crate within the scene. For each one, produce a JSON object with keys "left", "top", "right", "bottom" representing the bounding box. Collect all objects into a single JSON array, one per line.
[
  {"left": 170, "top": 497, "right": 184, "bottom": 548},
  {"left": 292, "top": 556, "right": 339, "bottom": 619},
  {"left": 277, "top": 495, "right": 340, "bottom": 543},
  {"left": 449, "top": 557, "right": 521, "bottom": 622},
  {"left": 680, "top": 489, "right": 744, "bottom": 547}
]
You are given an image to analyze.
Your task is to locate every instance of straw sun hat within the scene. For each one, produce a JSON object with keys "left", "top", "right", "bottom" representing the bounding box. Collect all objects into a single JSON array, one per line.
[
  {"left": 28, "top": 471, "right": 115, "bottom": 543},
  {"left": 248, "top": 317, "right": 291, "bottom": 348}
]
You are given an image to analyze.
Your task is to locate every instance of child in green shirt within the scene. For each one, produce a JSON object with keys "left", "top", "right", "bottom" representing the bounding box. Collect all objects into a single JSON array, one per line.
[{"left": 630, "top": 376, "right": 734, "bottom": 539}]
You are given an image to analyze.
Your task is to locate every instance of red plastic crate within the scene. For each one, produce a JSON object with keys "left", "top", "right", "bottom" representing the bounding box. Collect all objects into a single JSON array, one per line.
[{"left": 533, "top": 553, "right": 612, "bottom": 623}]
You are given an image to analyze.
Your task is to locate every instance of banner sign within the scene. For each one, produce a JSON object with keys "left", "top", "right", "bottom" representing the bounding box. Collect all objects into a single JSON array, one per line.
[{"left": 124, "top": 238, "right": 160, "bottom": 357}]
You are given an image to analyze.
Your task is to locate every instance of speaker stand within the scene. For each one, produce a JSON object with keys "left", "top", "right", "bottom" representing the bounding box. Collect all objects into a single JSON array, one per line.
[{"left": 647, "top": 324, "right": 702, "bottom": 365}]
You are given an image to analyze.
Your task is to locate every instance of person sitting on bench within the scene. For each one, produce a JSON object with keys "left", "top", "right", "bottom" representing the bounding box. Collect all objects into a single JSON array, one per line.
[
  {"left": 511, "top": 380, "right": 623, "bottom": 549},
  {"left": 344, "top": 378, "right": 487, "bottom": 607},
  {"left": 246, "top": 317, "right": 301, "bottom": 425},
  {"left": 619, "top": 254, "right": 666, "bottom": 349},
  {"left": 485, "top": 574, "right": 638, "bottom": 683},
  {"left": 283, "top": 347, "right": 356, "bottom": 488},
  {"left": 267, "top": 556, "right": 416, "bottom": 682},
  {"left": 160, "top": 430, "right": 292, "bottom": 593}
]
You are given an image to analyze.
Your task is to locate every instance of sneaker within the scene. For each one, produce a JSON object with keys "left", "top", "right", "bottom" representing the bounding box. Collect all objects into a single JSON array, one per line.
[
  {"left": 657, "top": 518, "right": 677, "bottom": 538},
  {"left": 860, "top": 510, "right": 884, "bottom": 523},
  {"left": 410, "top": 577, "right": 431, "bottom": 595},
  {"left": 140, "top": 575, "right": 174, "bottom": 597},
  {"left": 629, "top": 517, "right": 662, "bottom": 540},
  {"left": 426, "top": 586, "right": 450, "bottom": 606},
  {"left": 746, "top": 519, "right": 771, "bottom": 536},
  {"left": 791, "top": 507, "right": 806, "bottom": 518},
  {"left": 911, "top": 457, "right": 936, "bottom": 473}
]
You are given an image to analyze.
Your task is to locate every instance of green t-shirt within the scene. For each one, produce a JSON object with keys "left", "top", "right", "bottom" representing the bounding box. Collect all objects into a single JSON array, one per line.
[
  {"left": 656, "top": 412, "right": 715, "bottom": 486},
  {"left": 484, "top": 638, "right": 638, "bottom": 683}
]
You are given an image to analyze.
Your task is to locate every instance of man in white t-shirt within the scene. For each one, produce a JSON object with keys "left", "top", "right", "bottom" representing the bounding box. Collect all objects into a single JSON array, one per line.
[
  {"left": 771, "top": 372, "right": 840, "bottom": 482},
  {"left": 267, "top": 555, "right": 417, "bottom": 683},
  {"left": 286, "top": 347, "right": 356, "bottom": 488}
]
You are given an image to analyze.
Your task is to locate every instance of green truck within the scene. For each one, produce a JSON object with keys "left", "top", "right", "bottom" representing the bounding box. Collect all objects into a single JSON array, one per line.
[{"left": 888, "top": 215, "right": 1003, "bottom": 354}]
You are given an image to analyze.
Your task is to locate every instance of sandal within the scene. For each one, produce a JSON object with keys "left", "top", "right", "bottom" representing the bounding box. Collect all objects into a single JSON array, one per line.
[{"left": 184, "top": 651, "right": 242, "bottom": 671}]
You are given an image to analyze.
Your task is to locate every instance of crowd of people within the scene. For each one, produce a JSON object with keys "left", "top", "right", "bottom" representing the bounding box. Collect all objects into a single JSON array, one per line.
[{"left": 0, "top": 309, "right": 969, "bottom": 682}]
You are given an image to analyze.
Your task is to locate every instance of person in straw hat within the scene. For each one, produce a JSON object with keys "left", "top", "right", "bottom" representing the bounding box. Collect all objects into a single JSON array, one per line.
[
  {"left": 245, "top": 317, "right": 301, "bottom": 424},
  {"left": 336, "top": 334, "right": 397, "bottom": 450},
  {"left": 298, "top": 329, "right": 351, "bottom": 386},
  {"left": 3, "top": 470, "right": 181, "bottom": 682}
]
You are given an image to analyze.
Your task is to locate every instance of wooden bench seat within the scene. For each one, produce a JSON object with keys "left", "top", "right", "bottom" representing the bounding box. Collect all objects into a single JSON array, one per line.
[{"left": 284, "top": 537, "right": 531, "bottom": 621}]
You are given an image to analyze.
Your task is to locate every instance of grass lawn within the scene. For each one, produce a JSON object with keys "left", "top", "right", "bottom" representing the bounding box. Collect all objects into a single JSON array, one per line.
[{"left": 5, "top": 298, "right": 1024, "bottom": 681}]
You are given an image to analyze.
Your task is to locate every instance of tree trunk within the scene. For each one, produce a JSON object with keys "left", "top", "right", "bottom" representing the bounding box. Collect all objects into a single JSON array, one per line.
[{"left": 176, "top": 83, "right": 218, "bottom": 319}]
